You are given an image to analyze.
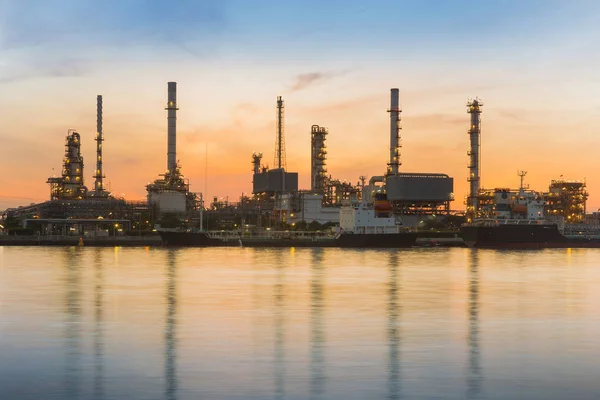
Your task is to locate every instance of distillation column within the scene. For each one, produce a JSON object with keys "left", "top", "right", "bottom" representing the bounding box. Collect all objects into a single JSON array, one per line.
[
  {"left": 274, "top": 96, "right": 286, "bottom": 170},
  {"left": 252, "top": 152, "right": 263, "bottom": 174},
  {"left": 310, "top": 125, "right": 328, "bottom": 193},
  {"left": 93, "top": 95, "right": 105, "bottom": 194},
  {"left": 467, "top": 99, "right": 483, "bottom": 222},
  {"left": 387, "top": 88, "right": 402, "bottom": 176},
  {"left": 166, "top": 82, "right": 179, "bottom": 174}
]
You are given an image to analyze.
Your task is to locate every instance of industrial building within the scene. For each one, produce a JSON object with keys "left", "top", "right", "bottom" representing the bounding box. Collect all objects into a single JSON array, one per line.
[
  {"left": 545, "top": 179, "right": 588, "bottom": 223},
  {"left": 267, "top": 88, "right": 454, "bottom": 228},
  {"left": 4, "top": 94, "right": 149, "bottom": 237},
  {"left": 146, "top": 82, "right": 202, "bottom": 223},
  {"left": 382, "top": 88, "right": 454, "bottom": 226},
  {"left": 464, "top": 100, "right": 590, "bottom": 227}
]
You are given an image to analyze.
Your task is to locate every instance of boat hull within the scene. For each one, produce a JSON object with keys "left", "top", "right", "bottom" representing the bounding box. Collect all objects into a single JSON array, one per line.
[
  {"left": 158, "top": 231, "right": 418, "bottom": 248},
  {"left": 460, "top": 224, "right": 600, "bottom": 248}
]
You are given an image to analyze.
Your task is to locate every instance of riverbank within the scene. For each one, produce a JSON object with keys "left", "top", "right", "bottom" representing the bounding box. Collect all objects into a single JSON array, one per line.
[
  {"left": 0, "top": 233, "right": 465, "bottom": 247},
  {"left": 0, "top": 234, "right": 162, "bottom": 246}
]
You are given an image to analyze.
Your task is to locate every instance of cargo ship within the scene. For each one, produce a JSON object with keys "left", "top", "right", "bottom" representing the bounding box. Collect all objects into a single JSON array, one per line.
[
  {"left": 460, "top": 188, "right": 600, "bottom": 248},
  {"left": 158, "top": 195, "right": 417, "bottom": 248}
]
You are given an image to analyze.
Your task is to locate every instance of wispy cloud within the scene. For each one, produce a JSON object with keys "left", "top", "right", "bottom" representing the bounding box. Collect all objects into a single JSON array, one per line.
[
  {"left": 0, "top": 58, "right": 89, "bottom": 84},
  {"left": 289, "top": 70, "right": 348, "bottom": 92}
]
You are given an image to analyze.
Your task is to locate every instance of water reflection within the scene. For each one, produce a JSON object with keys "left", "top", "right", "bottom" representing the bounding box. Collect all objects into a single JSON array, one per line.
[
  {"left": 165, "top": 250, "right": 178, "bottom": 400},
  {"left": 387, "top": 252, "right": 401, "bottom": 400},
  {"left": 64, "top": 248, "right": 82, "bottom": 399},
  {"left": 274, "top": 251, "right": 285, "bottom": 399},
  {"left": 467, "top": 249, "right": 482, "bottom": 399},
  {"left": 310, "top": 249, "right": 326, "bottom": 399},
  {"left": 93, "top": 248, "right": 105, "bottom": 400}
]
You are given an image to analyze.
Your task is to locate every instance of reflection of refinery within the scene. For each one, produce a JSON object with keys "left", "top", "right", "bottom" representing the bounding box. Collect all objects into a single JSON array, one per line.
[{"left": 1, "top": 81, "right": 596, "bottom": 235}]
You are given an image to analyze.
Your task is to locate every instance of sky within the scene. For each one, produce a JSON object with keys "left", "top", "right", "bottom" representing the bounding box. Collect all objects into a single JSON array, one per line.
[{"left": 1, "top": 0, "right": 600, "bottom": 210}]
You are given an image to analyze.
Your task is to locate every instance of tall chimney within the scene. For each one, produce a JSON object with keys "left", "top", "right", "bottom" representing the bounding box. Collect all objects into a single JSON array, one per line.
[
  {"left": 94, "top": 95, "right": 105, "bottom": 193},
  {"left": 166, "top": 82, "right": 179, "bottom": 174},
  {"left": 466, "top": 98, "right": 483, "bottom": 222},
  {"left": 274, "top": 96, "right": 286, "bottom": 170},
  {"left": 387, "top": 88, "right": 402, "bottom": 175}
]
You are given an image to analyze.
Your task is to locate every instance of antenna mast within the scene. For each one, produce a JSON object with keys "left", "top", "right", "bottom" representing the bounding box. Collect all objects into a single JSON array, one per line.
[{"left": 518, "top": 170, "right": 528, "bottom": 191}]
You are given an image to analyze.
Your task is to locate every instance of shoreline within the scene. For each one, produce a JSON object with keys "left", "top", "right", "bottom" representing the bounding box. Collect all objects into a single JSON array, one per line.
[{"left": 0, "top": 234, "right": 465, "bottom": 247}]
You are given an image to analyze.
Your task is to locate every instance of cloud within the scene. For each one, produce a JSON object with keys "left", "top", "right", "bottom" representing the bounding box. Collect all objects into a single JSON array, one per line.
[
  {"left": 0, "top": 58, "right": 89, "bottom": 84},
  {"left": 289, "top": 70, "right": 348, "bottom": 92}
]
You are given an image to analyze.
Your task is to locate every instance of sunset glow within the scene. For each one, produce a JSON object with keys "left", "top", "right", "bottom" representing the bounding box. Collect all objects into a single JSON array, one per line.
[{"left": 1, "top": 1, "right": 600, "bottom": 209}]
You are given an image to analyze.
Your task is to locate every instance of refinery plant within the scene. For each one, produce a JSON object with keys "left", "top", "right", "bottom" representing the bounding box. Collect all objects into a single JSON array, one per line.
[
  {"left": 1, "top": 80, "right": 597, "bottom": 240},
  {"left": 464, "top": 100, "right": 594, "bottom": 231}
]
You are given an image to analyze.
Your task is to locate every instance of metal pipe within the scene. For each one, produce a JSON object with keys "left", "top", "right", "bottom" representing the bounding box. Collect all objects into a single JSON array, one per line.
[
  {"left": 387, "top": 88, "right": 401, "bottom": 175},
  {"left": 166, "top": 82, "right": 178, "bottom": 174},
  {"left": 368, "top": 175, "right": 385, "bottom": 202}
]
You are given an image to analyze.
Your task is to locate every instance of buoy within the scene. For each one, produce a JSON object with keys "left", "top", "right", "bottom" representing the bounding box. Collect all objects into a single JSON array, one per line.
[{"left": 78, "top": 237, "right": 84, "bottom": 247}]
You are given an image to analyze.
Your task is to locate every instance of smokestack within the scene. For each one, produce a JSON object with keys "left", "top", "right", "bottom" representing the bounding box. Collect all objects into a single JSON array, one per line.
[
  {"left": 94, "top": 95, "right": 105, "bottom": 193},
  {"left": 466, "top": 98, "right": 483, "bottom": 222},
  {"left": 166, "top": 82, "right": 178, "bottom": 174},
  {"left": 387, "top": 88, "right": 401, "bottom": 175}
]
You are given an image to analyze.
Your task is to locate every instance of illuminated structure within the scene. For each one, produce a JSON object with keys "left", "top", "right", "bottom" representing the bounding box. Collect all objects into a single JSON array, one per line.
[
  {"left": 545, "top": 179, "right": 588, "bottom": 223},
  {"left": 310, "top": 125, "right": 328, "bottom": 194},
  {"left": 146, "top": 82, "right": 201, "bottom": 216},
  {"left": 47, "top": 130, "right": 88, "bottom": 200},
  {"left": 466, "top": 98, "right": 482, "bottom": 222},
  {"left": 384, "top": 89, "right": 454, "bottom": 222},
  {"left": 387, "top": 88, "right": 402, "bottom": 176}
]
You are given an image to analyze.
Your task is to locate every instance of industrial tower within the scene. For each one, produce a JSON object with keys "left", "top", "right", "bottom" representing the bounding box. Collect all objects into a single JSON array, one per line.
[
  {"left": 147, "top": 82, "right": 200, "bottom": 216},
  {"left": 166, "top": 82, "right": 179, "bottom": 174},
  {"left": 47, "top": 130, "right": 88, "bottom": 200},
  {"left": 252, "top": 152, "right": 263, "bottom": 174},
  {"left": 310, "top": 125, "right": 328, "bottom": 193},
  {"left": 92, "top": 95, "right": 107, "bottom": 196},
  {"left": 466, "top": 98, "right": 483, "bottom": 222},
  {"left": 274, "top": 96, "right": 286, "bottom": 170},
  {"left": 387, "top": 88, "right": 402, "bottom": 176}
]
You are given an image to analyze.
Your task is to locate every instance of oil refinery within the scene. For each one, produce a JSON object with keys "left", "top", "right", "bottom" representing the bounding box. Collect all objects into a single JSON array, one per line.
[{"left": 0, "top": 81, "right": 597, "bottom": 241}]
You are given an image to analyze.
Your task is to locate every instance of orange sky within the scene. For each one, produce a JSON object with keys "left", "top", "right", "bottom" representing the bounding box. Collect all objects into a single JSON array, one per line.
[
  {"left": 1, "top": 65, "right": 599, "bottom": 211},
  {"left": 1, "top": 2, "right": 600, "bottom": 211}
]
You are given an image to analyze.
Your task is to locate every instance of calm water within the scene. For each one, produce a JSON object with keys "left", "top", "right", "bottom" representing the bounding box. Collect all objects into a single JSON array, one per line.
[{"left": 1, "top": 246, "right": 600, "bottom": 400}]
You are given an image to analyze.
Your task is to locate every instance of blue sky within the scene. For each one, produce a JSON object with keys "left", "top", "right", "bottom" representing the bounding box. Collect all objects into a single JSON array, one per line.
[{"left": 1, "top": 1, "right": 600, "bottom": 208}]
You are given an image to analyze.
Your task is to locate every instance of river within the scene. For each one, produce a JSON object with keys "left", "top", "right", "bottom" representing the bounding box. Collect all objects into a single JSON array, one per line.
[{"left": 1, "top": 246, "right": 599, "bottom": 399}]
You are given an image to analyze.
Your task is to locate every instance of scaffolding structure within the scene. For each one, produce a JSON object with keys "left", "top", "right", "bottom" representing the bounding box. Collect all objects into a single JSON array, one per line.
[
  {"left": 310, "top": 125, "right": 328, "bottom": 194},
  {"left": 544, "top": 180, "right": 588, "bottom": 223},
  {"left": 324, "top": 179, "right": 361, "bottom": 205},
  {"left": 46, "top": 130, "right": 88, "bottom": 200},
  {"left": 251, "top": 152, "right": 263, "bottom": 175}
]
